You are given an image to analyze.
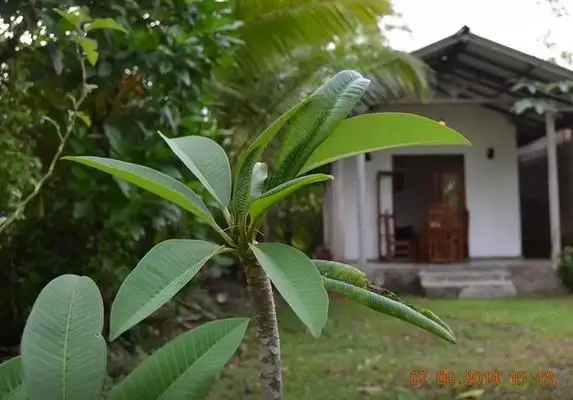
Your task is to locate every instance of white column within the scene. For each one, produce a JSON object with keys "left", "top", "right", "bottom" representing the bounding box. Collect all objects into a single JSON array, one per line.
[
  {"left": 356, "top": 154, "right": 367, "bottom": 265},
  {"left": 322, "top": 182, "right": 332, "bottom": 249},
  {"left": 546, "top": 112, "right": 562, "bottom": 268},
  {"left": 332, "top": 161, "right": 346, "bottom": 260}
]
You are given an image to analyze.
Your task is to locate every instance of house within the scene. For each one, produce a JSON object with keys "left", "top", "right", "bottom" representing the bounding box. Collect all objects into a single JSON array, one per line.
[{"left": 322, "top": 26, "right": 573, "bottom": 271}]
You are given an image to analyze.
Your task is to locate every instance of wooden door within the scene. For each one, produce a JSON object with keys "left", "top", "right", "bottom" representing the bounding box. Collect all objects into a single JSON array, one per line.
[{"left": 433, "top": 167, "right": 469, "bottom": 260}]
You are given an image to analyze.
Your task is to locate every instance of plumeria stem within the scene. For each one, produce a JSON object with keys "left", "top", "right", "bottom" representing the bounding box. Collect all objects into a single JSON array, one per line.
[{"left": 243, "top": 259, "right": 283, "bottom": 400}]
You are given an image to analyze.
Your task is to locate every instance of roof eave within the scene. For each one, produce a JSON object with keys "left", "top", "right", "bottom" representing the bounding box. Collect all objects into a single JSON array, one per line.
[{"left": 411, "top": 26, "right": 573, "bottom": 81}]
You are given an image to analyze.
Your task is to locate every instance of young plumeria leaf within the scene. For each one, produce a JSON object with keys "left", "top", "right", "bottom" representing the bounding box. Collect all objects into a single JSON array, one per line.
[
  {"left": 231, "top": 97, "right": 312, "bottom": 218},
  {"left": 270, "top": 70, "right": 370, "bottom": 186},
  {"left": 300, "top": 112, "right": 471, "bottom": 174},
  {"left": 250, "top": 162, "right": 268, "bottom": 198},
  {"left": 250, "top": 243, "right": 328, "bottom": 338},
  {"left": 158, "top": 133, "right": 232, "bottom": 210},
  {"left": 110, "top": 240, "right": 227, "bottom": 340},
  {"left": 248, "top": 174, "right": 332, "bottom": 223}
]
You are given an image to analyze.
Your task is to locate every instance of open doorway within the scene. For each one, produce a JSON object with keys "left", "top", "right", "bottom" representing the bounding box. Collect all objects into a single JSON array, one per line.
[
  {"left": 393, "top": 154, "right": 466, "bottom": 231},
  {"left": 377, "top": 154, "right": 468, "bottom": 262}
]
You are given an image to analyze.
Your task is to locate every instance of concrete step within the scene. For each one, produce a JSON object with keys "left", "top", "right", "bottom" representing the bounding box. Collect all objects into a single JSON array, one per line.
[{"left": 419, "top": 269, "right": 517, "bottom": 299}]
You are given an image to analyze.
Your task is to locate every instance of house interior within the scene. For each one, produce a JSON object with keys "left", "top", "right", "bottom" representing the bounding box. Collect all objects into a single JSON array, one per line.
[{"left": 378, "top": 154, "right": 469, "bottom": 263}]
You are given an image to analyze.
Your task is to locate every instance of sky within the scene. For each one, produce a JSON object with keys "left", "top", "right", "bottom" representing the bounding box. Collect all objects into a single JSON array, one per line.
[{"left": 384, "top": 0, "right": 573, "bottom": 67}]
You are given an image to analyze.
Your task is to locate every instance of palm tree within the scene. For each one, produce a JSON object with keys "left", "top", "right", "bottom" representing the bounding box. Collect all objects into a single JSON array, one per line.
[
  {"left": 211, "top": 1, "right": 431, "bottom": 149},
  {"left": 209, "top": 1, "right": 432, "bottom": 254}
]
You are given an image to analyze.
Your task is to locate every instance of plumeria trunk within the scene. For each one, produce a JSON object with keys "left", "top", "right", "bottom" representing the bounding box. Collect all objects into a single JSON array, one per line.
[{"left": 244, "top": 260, "right": 283, "bottom": 400}]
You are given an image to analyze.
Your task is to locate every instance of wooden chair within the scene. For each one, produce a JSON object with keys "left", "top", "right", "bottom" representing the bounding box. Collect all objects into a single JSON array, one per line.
[{"left": 379, "top": 212, "right": 416, "bottom": 261}]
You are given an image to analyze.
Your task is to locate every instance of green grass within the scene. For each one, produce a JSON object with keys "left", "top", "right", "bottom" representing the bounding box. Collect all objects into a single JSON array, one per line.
[{"left": 209, "top": 295, "right": 573, "bottom": 400}]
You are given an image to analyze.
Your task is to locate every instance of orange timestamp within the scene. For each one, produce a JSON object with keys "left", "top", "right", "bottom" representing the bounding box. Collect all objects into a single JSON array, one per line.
[{"left": 408, "top": 369, "right": 555, "bottom": 388}]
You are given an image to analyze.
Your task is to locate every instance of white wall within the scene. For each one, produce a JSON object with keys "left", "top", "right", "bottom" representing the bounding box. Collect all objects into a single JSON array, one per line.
[
  {"left": 329, "top": 161, "right": 347, "bottom": 259},
  {"left": 327, "top": 104, "right": 522, "bottom": 260}
]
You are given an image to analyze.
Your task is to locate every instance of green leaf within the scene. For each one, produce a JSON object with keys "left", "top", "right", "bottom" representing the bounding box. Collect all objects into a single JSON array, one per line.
[
  {"left": 231, "top": 97, "right": 311, "bottom": 217},
  {"left": 21, "top": 274, "right": 107, "bottom": 400},
  {"left": 455, "top": 388, "right": 485, "bottom": 399},
  {"left": 322, "top": 277, "right": 456, "bottom": 343},
  {"left": 232, "top": 0, "right": 392, "bottom": 74},
  {"left": 54, "top": 8, "right": 91, "bottom": 29},
  {"left": 61, "top": 156, "right": 218, "bottom": 229},
  {"left": 313, "top": 260, "right": 369, "bottom": 288},
  {"left": 249, "top": 174, "right": 332, "bottom": 222},
  {"left": 418, "top": 308, "right": 455, "bottom": 338},
  {"left": 98, "top": 61, "right": 112, "bottom": 77},
  {"left": 250, "top": 243, "right": 328, "bottom": 337},
  {"left": 110, "top": 240, "right": 226, "bottom": 340},
  {"left": 159, "top": 133, "right": 232, "bottom": 209},
  {"left": 249, "top": 162, "right": 268, "bottom": 198},
  {"left": 74, "top": 37, "right": 98, "bottom": 65},
  {"left": 76, "top": 111, "right": 91, "bottom": 127},
  {"left": 271, "top": 70, "right": 370, "bottom": 185},
  {"left": 88, "top": 18, "right": 128, "bottom": 33},
  {"left": 301, "top": 112, "right": 471, "bottom": 174},
  {"left": 109, "top": 318, "right": 249, "bottom": 400},
  {"left": 48, "top": 44, "right": 64, "bottom": 75},
  {"left": 103, "top": 124, "right": 122, "bottom": 153},
  {"left": 512, "top": 99, "right": 533, "bottom": 115},
  {"left": 0, "top": 356, "right": 26, "bottom": 400},
  {"left": 558, "top": 81, "right": 572, "bottom": 93}
]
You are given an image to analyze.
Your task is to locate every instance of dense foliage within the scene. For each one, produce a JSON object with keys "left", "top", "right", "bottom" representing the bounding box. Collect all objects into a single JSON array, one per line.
[{"left": 0, "top": 0, "right": 238, "bottom": 348}]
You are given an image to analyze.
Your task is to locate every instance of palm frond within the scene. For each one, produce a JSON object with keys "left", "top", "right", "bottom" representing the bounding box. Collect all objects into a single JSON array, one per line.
[
  {"left": 230, "top": 0, "right": 393, "bottom": 74},
  {"left": 212, "top": 30, "right": 431, "bottom": 143}
]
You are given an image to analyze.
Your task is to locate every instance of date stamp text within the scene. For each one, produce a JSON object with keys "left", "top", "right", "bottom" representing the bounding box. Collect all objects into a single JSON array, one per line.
[{"left": 408, "top": 369, "right": 555, "bottom": 388}]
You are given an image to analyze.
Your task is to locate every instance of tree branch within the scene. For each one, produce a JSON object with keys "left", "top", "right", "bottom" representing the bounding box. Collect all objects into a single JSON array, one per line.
[{"left": 0, "top": 54, "right": 90, "bottom": 237}]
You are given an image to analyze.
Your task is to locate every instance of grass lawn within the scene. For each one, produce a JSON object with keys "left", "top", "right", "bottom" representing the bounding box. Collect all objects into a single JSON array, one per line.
[{"left": 209, "top": 295, "right": 573, "bottom": 400}]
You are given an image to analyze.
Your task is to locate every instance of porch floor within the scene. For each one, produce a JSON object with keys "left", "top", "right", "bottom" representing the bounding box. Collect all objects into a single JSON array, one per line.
[
  {"left": 358, "top": 258, "right": 551, "bottom": 271},
  {"left": 346, "top": 258, "right": 562, "bottom": 298}
]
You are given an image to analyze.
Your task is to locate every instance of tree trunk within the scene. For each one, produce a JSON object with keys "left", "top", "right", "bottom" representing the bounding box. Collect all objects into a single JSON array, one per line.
[{"left": 243, "top": 260, "right": 283, "bottom": 400}]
